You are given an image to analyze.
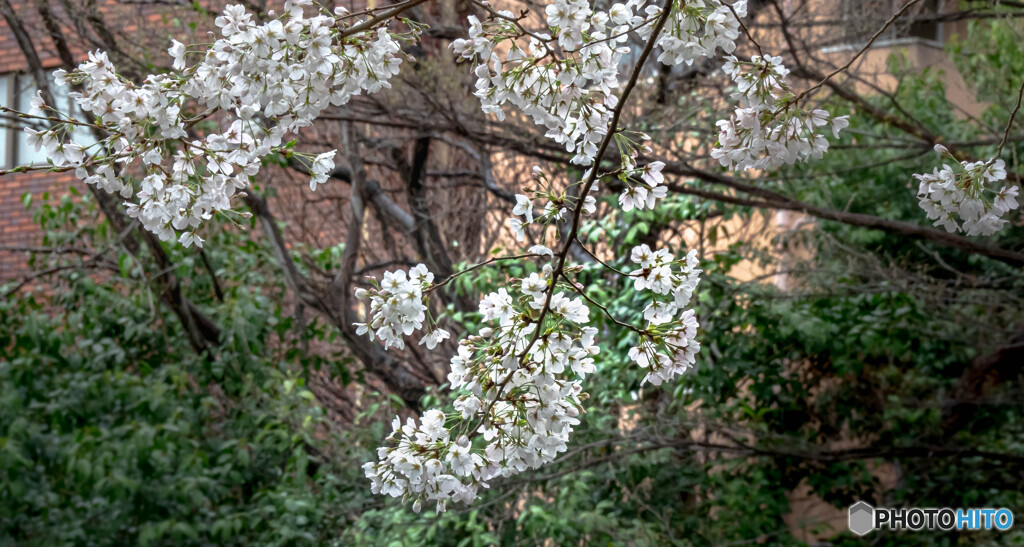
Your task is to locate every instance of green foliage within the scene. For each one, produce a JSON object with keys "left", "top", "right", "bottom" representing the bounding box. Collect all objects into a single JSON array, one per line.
[{"left": 0, "top": 193, "right": 374, "bottom": 545}]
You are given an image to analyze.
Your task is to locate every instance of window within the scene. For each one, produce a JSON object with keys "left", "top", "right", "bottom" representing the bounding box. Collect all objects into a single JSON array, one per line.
[
  {"left": 833, "top": 0, "right": 944, "bottom": 50},
  {"left": 0, "top": 72, "right": 99, "bottom": 168},
  {"left": 905, "top": 0, "right": 942, "bottom": 42}
]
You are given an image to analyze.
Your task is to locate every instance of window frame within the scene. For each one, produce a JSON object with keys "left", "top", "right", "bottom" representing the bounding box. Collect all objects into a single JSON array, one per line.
[
  {"left": 0, "top": 71, "right": 101, "bottom": 169},
  {"left": 1, "top": 73, "right": 15, "bottom": 169},
  {"left": 0, "top": 72, "right": 47, "bottom": 169}
]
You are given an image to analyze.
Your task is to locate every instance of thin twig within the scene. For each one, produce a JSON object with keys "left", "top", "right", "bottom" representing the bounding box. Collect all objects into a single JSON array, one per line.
[
  {"left": 562, "top": 271, "right": 645, "bottom": 334},
  {"left": 425, "top": 253, "right": 543, "bottom": 293},
  {"left": 338, "top": 0, "right": 429, "bottom": 38},
  {"left": 725, "top": 3, "right": 764, "bottom": 59},
  {"left": 996, "top": 78, "right": 1024, "bottom": 158},
  {"left": 576, "top": 239, "right": 631, "bottom": 277}
]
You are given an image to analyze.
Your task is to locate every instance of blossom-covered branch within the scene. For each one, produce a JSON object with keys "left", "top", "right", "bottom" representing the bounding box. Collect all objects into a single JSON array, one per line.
[
  {"left": 17, "top": 0, "right": 413, "bottom": 247},
  {"left": 360, "top": 0, "right": 740, "bottom": 513}
]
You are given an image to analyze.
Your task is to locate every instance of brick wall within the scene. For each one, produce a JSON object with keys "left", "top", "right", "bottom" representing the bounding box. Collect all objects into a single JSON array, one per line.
[{"left": 0, "top": 170, "right": 77, "bottom": 276}]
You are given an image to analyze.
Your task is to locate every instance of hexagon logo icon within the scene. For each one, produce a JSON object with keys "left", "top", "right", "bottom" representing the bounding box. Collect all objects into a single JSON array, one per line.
[{"left": 849, "top": 501, "right": 875, "bottom": 536}]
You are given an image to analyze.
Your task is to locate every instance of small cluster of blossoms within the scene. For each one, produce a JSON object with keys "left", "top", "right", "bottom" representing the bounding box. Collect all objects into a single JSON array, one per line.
[
  {"left": 508, "top": 167, "right": 598, "bottom": 241},
  {"left": 452, "top": 0, "right": 747, "bottom": 166},
  {"left": 361, "top": 263, "right": 600, "bottom": 513},
  {"left": 626, "top": 245, "right": 703, "bottom": 385},
  {"left": 712, "top": 55, "right": 850, "bottom": 171},
  {"left": 22, "top": 0, "right": 408, "bottom": 247},
  {"left": 915, "top": 145, "right": 1019, "bottom": 236},
  {"left": 617, "top": 159, "right": 669, "bottom": 212},
  {"left": 354, "top": 264, "right": 449, "bottom": 351},
  {"left": 508, "top": 154, "right": 668, "bottom": 244}
]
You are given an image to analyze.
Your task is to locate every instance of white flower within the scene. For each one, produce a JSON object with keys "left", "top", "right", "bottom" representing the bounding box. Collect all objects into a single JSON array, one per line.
[
  {"left": 168, "top": 40, "right": 187, "bottom": 70},
  {"left": 23, "top": 129, "right": 51, "bottom": 154},
  {"left": 453, "top": 395, "right": 482, "bottom": 419},
  {"left": 28, "top": 91, "right": 45, "bottom": 116},
  {"left": 994, "top": 185, "right": 1019, "bottom": 214},
  {"left": 630, "top": 244, "right": 656, "bottom": 267},
  {"left": 421, "top": 409, "right": 448, "bottom": 441},
  {"left": 643, "top": 301, "right": 676, "bottom": 324},
  {"left": 508, "top": 217, "right": 526, "bottom": 241},
  {"left": 513, "top": 194, "right": 534, "bottom": 222},
  {"left": 37, "top": 2, "right": 408, "bottom": 243},
  {"left": 309, "top": 150, "right": 336, "bottom": 191},
  {"left": 521, "top": 272, "right": 548, "bottom": 301},
  {"left": 549, "top": 293, "right": 589, "bottom": 323},
  {"left": 420, "top": 328, "right": 451, "bottom": 350},
  {"left": 619, "top": 185, "right": 648, "bottom": 212},
  {"left": 178, "top": 232, "right": 205, "bottom": 248},
  {"left": 479, "top": 288, "right": 515, "bottom": 324},
  {"left": 830, "top": 116, "right": 850, "bottom": 138},
  {"left": 528, "top": 244, "right": 553, "bottom": 257},
  {"left": 582, "top": 195, "right": 597, "bottom": 215},
  {"left": 644, "top": 184, "right": 667, "bottom": 209},
  {"left": 641, "top": 161, "right": 665, "bottom": 186}
]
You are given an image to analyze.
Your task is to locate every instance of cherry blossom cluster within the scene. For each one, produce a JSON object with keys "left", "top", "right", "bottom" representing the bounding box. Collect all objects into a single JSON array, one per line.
[
  {"left": 354, "top": 264, "right": 448, "bottom": 351},
  {"left": 22, "top": 0, "right": 409, "bottom": 247},
  {"left": 362, "top": 264, "right": 599, "bottom": 513},
  {"left": 452, "top": 0, "right": 747, "bottom": 167},
  {"left": 915, "top": 146, "right": 1019, "bottom": 236},
  {"left": 640, "top": 0, "right": 746, "bottom": 66},
  {"left": 712, "top": 55, "right": 850, "bottom": 171},
  {"left": 452, "top": 9, "right": 625, "bottom": 166},
  {"left": 626, "top": 245, "right": 703, "bottom": 385}
]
